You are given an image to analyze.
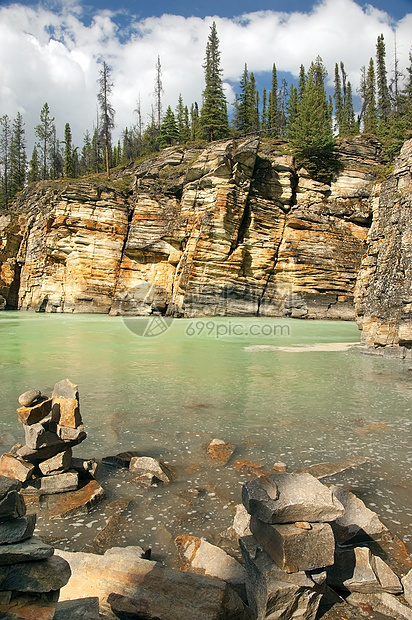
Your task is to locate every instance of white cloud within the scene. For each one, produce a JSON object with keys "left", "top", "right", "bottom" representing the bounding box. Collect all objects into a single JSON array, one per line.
[{"left": 0, "top": 0, "right": 410, "bottom": 153}]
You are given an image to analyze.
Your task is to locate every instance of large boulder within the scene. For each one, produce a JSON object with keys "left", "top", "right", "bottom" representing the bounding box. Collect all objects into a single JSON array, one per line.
[{"left": 242, "top": 473, "right": 344, "bottom": 524}]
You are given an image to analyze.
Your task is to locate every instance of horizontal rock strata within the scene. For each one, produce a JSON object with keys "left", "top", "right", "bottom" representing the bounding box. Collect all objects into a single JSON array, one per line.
[{"left": 0, "top": 135, "right": 382, "bottom": 320}]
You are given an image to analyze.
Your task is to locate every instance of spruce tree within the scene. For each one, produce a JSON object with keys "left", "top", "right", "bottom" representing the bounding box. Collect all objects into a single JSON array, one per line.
[
  {"left": 261, "top": 88, "right": 269, "bottom": 135},
  {"left": 363, "top": 58, "right": 377, "bottom": 135},
  {"left": 288, "top": 56, "right": 336, "bottom": 182},
  {"left": 0, "top": 115, "right": 11, "bottom": 208},
  {"left": 200, "top": 21, "right": 229, "bottom": 141},
  {"left": 376, "top": 34, "right": 391, "bottom": 123},
  {"left": 10, "top": 112, "right": 26, "bottom": 197},
  {"left": 269, "top": 63, "right": 279, "bottom": 137},
  {"left": 97, "top": 61, "right": 115, "bottom": 178},
  {"left": 334, "top": 63, "right": 344, "bottom": 135},
  {"left": 278, "top": 79, "right": 288, "bottom": 138},
  {"left": 28, "top": 146, "right": 40, "bottom": 183},
  {"left": 176, "top": 94, "right": 190, "bottom": 144},
  {"left": 159, "top": 106, "right": 178, "bottom": 147},
  {"left": 190, "top": 102, "right": 202, "bottom": 141}
]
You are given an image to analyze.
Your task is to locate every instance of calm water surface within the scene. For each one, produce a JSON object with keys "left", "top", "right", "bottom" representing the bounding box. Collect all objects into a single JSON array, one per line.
[{"left": 1, "top": 312, "right": 412, "bottom": 562}]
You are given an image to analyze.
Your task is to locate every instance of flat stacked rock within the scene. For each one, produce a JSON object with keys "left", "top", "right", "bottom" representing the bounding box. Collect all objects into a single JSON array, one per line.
[
  {"left": 0, "top": 475, "right": 71, "bottom": 618},
  {"left": 240, "top": 472, "right": 412, "bottom": 620},
  {"left": 0, "top": 379, "right": 87, "bottom": 496},
  {"left": 240, "top": 472, "right": 344, "bottom": 620}
]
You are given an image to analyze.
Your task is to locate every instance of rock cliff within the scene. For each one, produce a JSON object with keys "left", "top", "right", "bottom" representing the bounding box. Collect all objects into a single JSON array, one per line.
[
  {"left": 355, "top": 138, "right": 412, "bottom": 357},
  {"left": 0, "top": 135, "right": 382, "bottom": 320}
]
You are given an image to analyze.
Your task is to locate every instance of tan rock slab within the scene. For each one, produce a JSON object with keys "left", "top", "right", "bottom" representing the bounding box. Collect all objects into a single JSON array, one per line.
[
  {"left": 39, "top": 449, "right": 72, "bottom": 476},
  {"left": 0, "top": 593, "right": 57, "bottom": 620},
  {"left": 175, "top": 535, "right": 246, "bottom": 588},
  {"left": 0, "top": 453, "right": 35, "bottom": 483},
  {"left": 58, "top": 546, "right": 155, "bottom": 619},
  {"left": 331, "top": 485, "right": 387, "bottom": 544},
  {"left": 347, "top": 591, "right": 412, "bottom": 620},
  {"left": 51, "top": 378, "right": 79, "bottom": 401},
  {"left": 91, "top": 498, "right": 132, "bottom": 554},
  {"left": 250, "top": 515, "right": 335, "bottom": 573},
  {"left": 51, "top": 397, "right": 81, "bottom": 429},
  {"left": 129, "top": 456, "right": 173, "bottom": 483},
  {"left": 206, "top": 438, "right": 235, "bottom": 465},
  {"left": 371, "top": 554, "right": 403, "bottom": 594},
  {"left": 17, "top": 398, "right": 52, "bottom": 425},
  {"left": 343, "top": 547, "right": 381, "bottom": 593},
  {"left": 33, "top": 471, "right": 78, "bottom": 495},
  {"left": 46, "top": 479, "right": 105, "bottom": 519}
]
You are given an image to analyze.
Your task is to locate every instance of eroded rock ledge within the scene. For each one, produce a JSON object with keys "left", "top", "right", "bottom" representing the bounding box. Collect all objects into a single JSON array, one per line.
[{"left": 0, "top": 135, "right": 382, "bottom": 320}]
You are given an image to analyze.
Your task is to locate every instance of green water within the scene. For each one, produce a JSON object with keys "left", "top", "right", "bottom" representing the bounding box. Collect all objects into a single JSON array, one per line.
[{"left": 1, "top": 312, "right": 412, "bottom": 561}]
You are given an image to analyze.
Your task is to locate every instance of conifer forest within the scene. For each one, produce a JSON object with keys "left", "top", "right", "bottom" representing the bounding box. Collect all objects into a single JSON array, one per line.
[{"left": 1, "top": 22, "right": 411, "bottom": 208}]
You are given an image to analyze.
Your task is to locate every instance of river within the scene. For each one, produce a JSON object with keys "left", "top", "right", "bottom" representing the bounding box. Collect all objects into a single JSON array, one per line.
[{"left": 1, "top": 312, "right": 411, "bottom": 563}]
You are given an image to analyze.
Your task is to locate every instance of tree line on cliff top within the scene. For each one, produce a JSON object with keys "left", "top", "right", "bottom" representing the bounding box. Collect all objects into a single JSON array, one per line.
[{"left": 1, "top": 22, "right": 412, "bottom": 208}]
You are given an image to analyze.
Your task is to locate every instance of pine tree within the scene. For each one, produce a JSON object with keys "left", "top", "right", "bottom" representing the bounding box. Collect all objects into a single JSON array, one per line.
[
  {"left": 35, "top": 103, "right": 55, "bottom": 180},
  {"left": 288, "top": 56, "right": 336, "bottom": 182},
  {"left": 97, "top": 61, "right": 115, "bottom": 178},
  {"left": 63, "top": 123, "right": 74, "bottom": 177},
  {"left": 10, "top": 112, "right": 26, "bottom": 197},
  {"left": 200, "top": 21, "right": 229, "bottom": 141},
  {"left": 0, "top": 115, "right": 11, "bottom": 208},
  {"left": 363, "top": 58, "right": 377, "bottom": 135}
]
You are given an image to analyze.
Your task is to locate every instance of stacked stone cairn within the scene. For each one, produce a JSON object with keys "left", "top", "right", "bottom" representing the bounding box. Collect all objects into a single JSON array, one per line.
[
  {"left": 0, "top": 474, "right": 71, "bottom": 617},
  {"left": 0, "top": 379, "right": 87, "bottom": 495},
  {"left": 239, "top": 472, "right": 409, "bottom": 620}
]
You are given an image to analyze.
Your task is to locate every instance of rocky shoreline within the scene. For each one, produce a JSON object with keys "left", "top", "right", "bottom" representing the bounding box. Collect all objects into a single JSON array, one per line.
[{"left": 0, "top": 380, "right": 412, "bottom": 618}]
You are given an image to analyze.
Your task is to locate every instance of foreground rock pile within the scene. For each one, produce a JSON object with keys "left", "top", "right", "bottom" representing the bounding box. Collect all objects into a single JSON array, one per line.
[
  {"left": 0, "top": 379, "right": 88, "bottom": 496},
  {"left": 0, "top": 475, "right": 71, "bottom": 619},
  {"left": 237, "top": 472, "right": 412, "bottom": 619}
]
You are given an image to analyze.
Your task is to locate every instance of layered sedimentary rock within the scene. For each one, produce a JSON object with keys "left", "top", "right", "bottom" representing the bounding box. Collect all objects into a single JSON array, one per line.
[
  {"left": 0, "top": 135, "right": 382, "bottom": 319},
  {"left": 355, "top": 138, "right": 412, "bottom": 356}
]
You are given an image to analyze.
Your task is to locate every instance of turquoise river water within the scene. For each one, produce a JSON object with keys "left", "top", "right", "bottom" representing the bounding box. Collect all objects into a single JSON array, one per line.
[{"left": 1, "top": 312, "right": 412, "bottom": 563}]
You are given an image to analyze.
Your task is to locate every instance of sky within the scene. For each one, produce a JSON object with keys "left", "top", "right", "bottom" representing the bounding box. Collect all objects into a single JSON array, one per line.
[{"left": 0, "top": 0, "right": 411, "bottom": 153}]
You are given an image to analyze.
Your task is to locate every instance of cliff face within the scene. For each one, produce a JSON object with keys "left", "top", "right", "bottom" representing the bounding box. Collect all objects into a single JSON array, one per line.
[
  {"left": 355, "top": 138, "right": 412, "bottom": 357},
  {"left": 0, "top": 135, "right": 382, "bottom": 319}
]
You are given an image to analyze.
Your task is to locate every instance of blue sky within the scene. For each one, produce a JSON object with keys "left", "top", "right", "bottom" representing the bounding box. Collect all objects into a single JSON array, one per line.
[{"left": 0, "top": 0, "right": 411, "bottom": 151}]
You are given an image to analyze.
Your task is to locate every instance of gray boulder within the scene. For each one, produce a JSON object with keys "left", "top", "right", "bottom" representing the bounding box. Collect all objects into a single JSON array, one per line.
[
  {"left": 250, "top": 516, "right": 335, "bottom": 573},
  {"left": 240, "top": 535, "right": 324, "bottom": 620},
  {"left": 242, "top": 473, "right": 344, "bottom": 524}
]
